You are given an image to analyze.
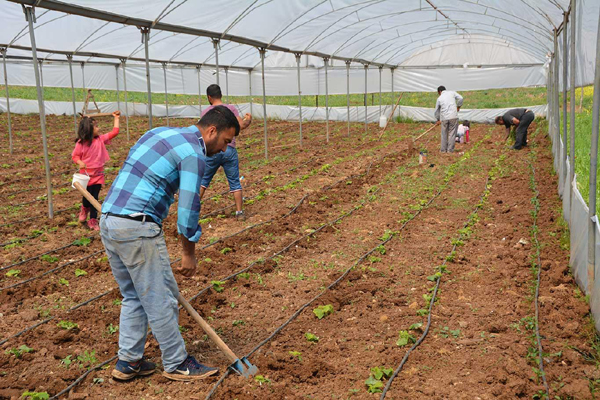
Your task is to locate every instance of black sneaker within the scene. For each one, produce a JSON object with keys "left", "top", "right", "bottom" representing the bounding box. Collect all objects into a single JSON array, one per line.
[
  {"left": 162, "top": 356, "right": 219, "bottom": 381},
  {"left": 112, "top": 358, "right": 156, "bottom": 381}
]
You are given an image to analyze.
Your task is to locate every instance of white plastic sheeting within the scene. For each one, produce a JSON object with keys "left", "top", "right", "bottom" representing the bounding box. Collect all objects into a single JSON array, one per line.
[
  {"left": 2, "top": 60, "right": 547, "bottom": 96},
  {"left": 0, "top": 0, "right": 598, "bottom": 93},
  {"left": 0, "top": 97, "right": 546, "bottom": 125}
]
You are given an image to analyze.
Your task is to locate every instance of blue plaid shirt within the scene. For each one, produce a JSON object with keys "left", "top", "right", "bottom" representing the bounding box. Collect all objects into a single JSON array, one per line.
[{"left": 102, "top": 125, "right": 206, "bottom": 242}]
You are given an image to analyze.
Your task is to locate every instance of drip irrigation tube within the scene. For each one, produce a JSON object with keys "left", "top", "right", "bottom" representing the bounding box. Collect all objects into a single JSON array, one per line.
[
  {"left": 0, "top": 242, "right": 76, "bottom": 271},
  {"left": 0, "top": 204, "right": 79, "bottom": 228},
  {"left": 528, "top": 153, "right": 550, "bottom": 397},
  {"left": 0, "top": 250, "right": 103, "bottom": 292},
  {"left": 380, "top": 172, "right": 494, "bottom": 398},
  {"left": 205, "top": 141, "right": 486, "bottom": 399}
]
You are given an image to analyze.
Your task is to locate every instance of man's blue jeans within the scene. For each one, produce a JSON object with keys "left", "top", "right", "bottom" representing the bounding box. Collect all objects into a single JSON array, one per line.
[
  {"left": 99, "top": 215, "right": 187, "bottom": 372},
  {"left": 201, "top": 146, "right": 242, "bottom": 192}
]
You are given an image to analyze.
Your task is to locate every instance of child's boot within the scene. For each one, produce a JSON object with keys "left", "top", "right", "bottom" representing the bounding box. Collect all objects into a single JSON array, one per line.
[
  {"left": 79, "top": 205, "right": 90, "bottom": 223},
  {"left": 87, "top": 218, "right": 100, "bottom": 231}
]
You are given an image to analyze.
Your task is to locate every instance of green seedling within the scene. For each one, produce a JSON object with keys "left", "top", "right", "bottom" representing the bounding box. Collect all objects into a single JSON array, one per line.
[
  {"left": 5, "top": 269, "right": 20, "bottom": 278},
  {"left": 5, "top": 345, "right": 33, "bottom": 358},
  {"left": 77, "top": 350, "right": 98, "bottom": 368},
  {"left": 254, "top": 375, "right": 271, "bottom": 385},
  {"left": 237, "top": 272, "right": 250, "bottom": 279},
  {"left": 305, "top": 332, "right": 320, "bottom": 343},
  {"left": 73, "top": 237, "right": 91, "bottom": 247},
  {"left": 371, "top": 366, "right": 394, "bottom": 380},
  {"left": 220, "top": 247, "right": 232, "bottom": 255},
  {"left": 376, "top": 245, "right": 386, "bottom": 255},
  {"left": 365, "top": 376, "right": 385, "bottom": 393},
  {"left": 396, "top": 331, "right": 416, "bottom": 347},
  {"left": 106, "top": 324, "right": 119, "bottom": 335},
  {"left": 417, "top": 308, "right": 430, "bottom": 316},
  {"left": 56, "top": 320, "right": 78, "bottom": 330},
  {"left": 289, "top": 351, "right": 302, "bottom": 361},
  {"left": 61, "top": 355, "right": 73, "bottom": 368},
  {"left": 211, "top": 280, "right": 226, "bottom": 293},
  {"left": 21, "top": 392, "right": 49, "bottom": 400},
  {"left": 40, "top": 255, "right": 59, "bottom": 263},
  {"left": 313, "top": 304, "right": 334, "bottom": 320},
  {"left": 232, "top": 320, "right": 245, "bottom": 327},
  {"left": 58, "top": 278, "right": 69, "bottom": 286},
  {"left": 112, "top": 299, "right": 122, "bottom": 306},
  {"left": 408, "top": 323, "right": 423, "bottom": 331},
  {"left": 74, "top": 269, "right": 87, "bottom": 277}
]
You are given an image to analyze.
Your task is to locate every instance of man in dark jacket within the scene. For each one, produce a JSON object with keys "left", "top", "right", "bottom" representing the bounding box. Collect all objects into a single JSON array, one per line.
[{"left": 495, "top": 108, "right": 535, "bottom": 150}]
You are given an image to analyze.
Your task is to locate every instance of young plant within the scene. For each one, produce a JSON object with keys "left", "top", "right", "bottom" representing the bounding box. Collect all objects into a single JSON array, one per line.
[
  {"left": 5, "top": 269, "right": 20, "bottom": 278},
  {"left": 73, "top": 237, "right": 91, "bottom": 247},
  {"left": 396, "top": 330, "right": 416, "bottom": 347},
  {"left": 305, "top": 332, "right": 320, "bottom": 343},
  {"left": 220, "top": 247, "right": 232, "bottom": 255},
  {"left": 40, "top": 255, "right": 59, "bottom": 263},
  {"left": 58, "top": 278, "right": 69, "bottom": 286},
  {"left": 4, "top": 344, "right": 33, "bottom": 358},
  {"left": 289, "top": 351, "right": 302, "bottom": 361},
  {"left": 313, "top": 304, "right": 334, "bottom": 320},
  {"left": 56, "top": 320, "right": 79, "bottom": 330},
  {"left": 106, "top": 324, "right": 119, "bottom": 335},
  {"left": 74, "top": 269, "right": 87, "bottom": 277},
  {"left": 61, "top": 355, "right": 73, "bottom": 368},
  {"left": 21, "top": 392, "right": 49, "bottom": 400},
  {"left": 211, "top": 280, "right": 226, "bottom": 293}
]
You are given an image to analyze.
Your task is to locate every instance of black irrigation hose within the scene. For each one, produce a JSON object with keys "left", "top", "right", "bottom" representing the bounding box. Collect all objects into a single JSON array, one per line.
[
  {"left": 380, "top": 173, "right": 493, "bottom": 399},
  {"left": 0, "top": 287, "right": 115, "bottom": 346},
  {"left": 528, "top": 154, "right": 550, "bottom": 397},
  {"left": 0, "top": 205, "right": 79, "bottom": 228},
  {"left": 206, "top": 137, "right": 488, "bottom": 399},
  {"left": 49, "top": 355, "right": 119, "bottom": 400},
  {"left": 0, "top": 168, "right": 72, "bottom": 188},
  {"left": 0, "top": 242, "right": 76, "bottom": 272},
  {"left": 0, "top": 250, "right": 104, "bottom": 292}
]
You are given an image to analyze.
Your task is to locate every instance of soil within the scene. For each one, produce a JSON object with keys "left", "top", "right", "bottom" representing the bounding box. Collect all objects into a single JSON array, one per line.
[{"left": 0, "top": 114, "right": 596, "bottom": 400}]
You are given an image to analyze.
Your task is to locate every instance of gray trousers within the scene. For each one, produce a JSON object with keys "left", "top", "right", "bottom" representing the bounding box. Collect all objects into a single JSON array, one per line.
[{"left": 440, "top": 118, "right": 459, "bottom": 152}]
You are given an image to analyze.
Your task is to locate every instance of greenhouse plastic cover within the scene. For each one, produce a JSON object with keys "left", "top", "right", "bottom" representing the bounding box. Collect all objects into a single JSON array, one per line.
[{"left": 0, "top": 0, "right": 598, "bottom": 95}]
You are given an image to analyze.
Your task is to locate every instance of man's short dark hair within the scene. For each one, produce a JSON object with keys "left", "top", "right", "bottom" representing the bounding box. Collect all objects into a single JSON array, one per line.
[
  {"left": 206, "top": 84, "right": 222, "bottom": 99},
  {"left": 437, "top": 85, "right": 446, "bottom": 93},
  {"left": 198, "top": 105, "right": 240, "bottom": 136},
  {"left": 495, "top": 116, "right": 504, "bottom": 124}
]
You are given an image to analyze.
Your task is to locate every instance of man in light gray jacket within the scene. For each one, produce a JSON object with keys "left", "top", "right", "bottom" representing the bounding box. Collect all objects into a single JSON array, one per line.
[{"left": 434, "top": 86, "right": 464, "bottom": 153}]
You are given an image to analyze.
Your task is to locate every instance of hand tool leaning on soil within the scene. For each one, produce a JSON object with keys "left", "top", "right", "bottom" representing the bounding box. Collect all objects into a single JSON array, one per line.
[
  {"left": 72, "top": 181, "right": 259, "bottom": 378},
  {"left": 412, "top": 123, "right": 437, "bottom": 143}
]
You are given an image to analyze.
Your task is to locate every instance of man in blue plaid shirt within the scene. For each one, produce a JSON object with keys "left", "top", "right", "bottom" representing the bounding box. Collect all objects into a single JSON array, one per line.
[{"left": 100, "top": 106, "right": 239, "bottom": 382}]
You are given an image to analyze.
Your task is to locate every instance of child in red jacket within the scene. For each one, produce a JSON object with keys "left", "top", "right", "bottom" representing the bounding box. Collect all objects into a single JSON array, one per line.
[{"left": 72, "top": 111, "right": 120, "bottom": 230}]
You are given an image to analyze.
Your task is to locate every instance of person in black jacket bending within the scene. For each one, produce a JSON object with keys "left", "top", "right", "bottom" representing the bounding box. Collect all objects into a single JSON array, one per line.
[{"left": 495, "top": 108, "right": 535, "bottom": 150}]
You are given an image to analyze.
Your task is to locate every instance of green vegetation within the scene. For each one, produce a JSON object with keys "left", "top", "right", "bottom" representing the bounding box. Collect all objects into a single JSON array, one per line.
[
  {"left": 0, "top": 84, "right": 546, "bottom": 109},
  {"left": 313, "top": 304, "right": 334, "bottom": 320}
]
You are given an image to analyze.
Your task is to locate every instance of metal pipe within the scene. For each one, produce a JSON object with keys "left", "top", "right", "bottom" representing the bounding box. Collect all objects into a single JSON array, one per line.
[
  {"left": 81, "top": 62, "right": 85, "bottom": 92},
  {"left": 569, "top": 0, "right": 576, "bottom": 211},
  {"left": 67, "top": 55, "right": 77, "bottom": 135},
  {"left": 587, "top": 1, "right": 600, "bottom": 291},
  {"left": 324, "top": 57, "right": 329, "bottom": 143},
  {"left": 554, "top": 30, "right": 561, "bottom": 172},
  {"left": 391, "top": 67, "right": 395, "bottom": 122},
  {"left": 562, "top": 13, "right": 568, "bottom": 181},
  {"left": 248, "top": 70, "right": 252, "bottom": 116},
  {"left": 225, "top": 67, "right": 229, "bottom": 104},
  {"left": 213, "top": 39, "right": 220, "bottom": 86},
  {"left": 23, "top": 6, "right": 53, "bottom": 218},
  {"left": 141, "top": 28, "right": 152, "bottom": 129},
  {"left": 378, "top": 66, "right": 382, "bottom": 118},
  {"left": 122, "top": 60, "right": 130, "bottom": 141},
  {"left": 260, "top": 48, "right": 268, "bottom": 159},
  {"left": 346, "top": 60, "right": 350, "bottom": 137},
  {"left": 115, "top": 64, "right": 120, "bottom": 112},
  {"left": 2, "top": 48, "right": 13, "bottom": 154},
  {"left": 163, "top": 62, "right": 169, "bottom": 127},
  {"left": 197, "top": 65, "right": 202, "bottom": 115},
  {"left": 38, "top": 60, "right": 44, "bottom": 101},
  {"left": 364, "top": 64, "right": 368, "bottom": 134},
  {"left": 295, "top": 53, "right": 302, "bottom": 147}
]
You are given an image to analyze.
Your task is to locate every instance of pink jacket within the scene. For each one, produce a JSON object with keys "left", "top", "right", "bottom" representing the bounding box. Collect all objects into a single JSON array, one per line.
[{"left": 72, "top": 128, "right": 119, "bottom": 185}]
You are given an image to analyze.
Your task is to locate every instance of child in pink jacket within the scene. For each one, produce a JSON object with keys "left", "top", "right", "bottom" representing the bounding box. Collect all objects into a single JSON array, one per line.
[{"left": 72, "top": 111, "right": 120, "bottom": 230}]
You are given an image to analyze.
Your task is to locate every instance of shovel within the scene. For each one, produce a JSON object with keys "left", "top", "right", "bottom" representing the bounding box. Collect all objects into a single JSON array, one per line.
[{"left": 72, "top": 181, "right": 259, "bottom": 378}]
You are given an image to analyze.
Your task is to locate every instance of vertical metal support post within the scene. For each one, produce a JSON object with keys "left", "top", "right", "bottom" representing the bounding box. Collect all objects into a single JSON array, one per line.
[
  {"left": 225, "top": 67, "right": 229, "bottom": 104},
  {"left": 378, "top": 66, "right": 382, "bottom": 118},
  {"left": 324, "top": 57, "right": 329, "bottom": 143},
  {"left": 162, "top": 63, "right": 169, "bottom": 127},
  {"left": 391, "top": 67, "right": 395, "bottom": 121},
  {"left": 213, "top": 39, "right": 220, "bottom": 86},
  {"left": 67, "top": 55, "right": 77, "bottom": 135},
  {"left": 23, "top": 6, "right": 53, "bottom": 218},
  {"left": 562, "top": 13, "right": 568, "bottom": 177},
  {"left": 38, "top": 60, "right": 44, "bottom": 100},
  {"left": 554, "top": 30, "right": 561, "bottom": 167},
  {"left": 364, "top": 64, "right": 368, "bottom": 134},
  {"left": 196, "top": 65, "right": 202, "bottom": 115},
  {"left": 2, "top": 48, "right": 13, "bottom": 154},
  {"left": 121, "top": 60, "right": 130, "bottom": 141},
  {"left": 587, "top": 3, "right": 600, "bottom": 290},
  {"left": 141, "top": 27, "right": 152, "bottom": 129},
  {"left": 569, "top": 0, "right": 577, "bottom": 209},
  {"left": 259, "top": 48, "right": 268, "bottom": 159},
  {"left": 295, "top": 53, "right": 302, "bottom": 147},
  {"left": 115, "top": 65, "right": 120, "bottom": 112},
  {"left": 81, "top": 62, "right": 85, "bottom": 92},
  {"left": 346, "top": 61, "right": 350, "bottom": 137},
  {"left": 248, "top": 70, "right": 252, "bottom": 115}
]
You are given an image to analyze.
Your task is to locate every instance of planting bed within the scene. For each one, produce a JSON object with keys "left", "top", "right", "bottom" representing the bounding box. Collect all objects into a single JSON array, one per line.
[{"left": 0, "top": 115, "right": 596, "bottom": 400}]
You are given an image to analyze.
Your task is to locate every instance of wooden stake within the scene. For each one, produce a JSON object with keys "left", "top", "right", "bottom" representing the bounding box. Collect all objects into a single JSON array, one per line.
[{"left": 378, "top": 93, "right": 404, "bottom": 140}]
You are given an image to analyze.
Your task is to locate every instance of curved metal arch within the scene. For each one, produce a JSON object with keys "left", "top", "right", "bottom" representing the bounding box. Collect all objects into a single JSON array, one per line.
[
  {"left": 168, "top": 36, "right": 207, "bottom": 62},
  {"left": 308, "top": 7, "right": 552, "bottom": 59},
  {"left": 328, "top": 15, "right": 551, "bottom": 63},
  {"left": 380, "top": 29, "right": 547, "bottom": 66},
  {"left": 381, "top": 29, "right": 547, "bottom": 65},
  {"left": 8, "top": 11, "right": 64, "bottom": 48},
  {"left": 201, "top": 41, "right": 248, "bottom": 65},
  {"left": 272, "top": 0, "right": 552, "bottom": 56},
  {"left": 267, "top": 0, "right": 328, "bottom": 47},
  {"left": 128, "top": 30, "right": 179, "bottom": 60},
  {"left": 219, "top": 0, "right": 262, "bottom": 39},
  {"left": 74, "top": 21, "right": 111, "bottom": 54}
]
